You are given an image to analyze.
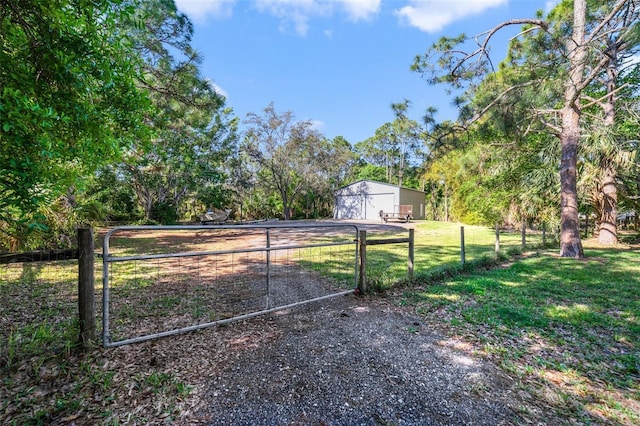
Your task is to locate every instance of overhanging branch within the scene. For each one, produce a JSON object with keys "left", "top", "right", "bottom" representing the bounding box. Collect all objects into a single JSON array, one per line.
[{"left": 450, "top": 19, "right": 548, "bottom": 79}]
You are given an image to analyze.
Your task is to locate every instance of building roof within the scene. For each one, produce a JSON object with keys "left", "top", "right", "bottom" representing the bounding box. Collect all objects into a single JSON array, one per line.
[{"left": 334, "top": 179, "right": 426, "bottom": 194}]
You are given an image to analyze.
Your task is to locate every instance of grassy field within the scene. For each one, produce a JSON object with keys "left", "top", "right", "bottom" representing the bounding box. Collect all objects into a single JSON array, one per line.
[
  {"left": 362, "top": 220, "right": 546, "bottom": 290},
  {"left": 334, "top": 221, "right": 638, "bottom": 423},
  {"left": 0, "top": 221, "right": 638, "bottom": 424},
  {"left": 401, "top": 249, "right": 640, "bottom": 423},
  {"left": 383, "top": 222, "right": 639, "bottom": 424}
]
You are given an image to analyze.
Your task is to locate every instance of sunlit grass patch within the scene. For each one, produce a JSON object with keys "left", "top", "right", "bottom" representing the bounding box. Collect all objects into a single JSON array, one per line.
[
  {"left": 266, "top": 221, "right": 544, "bottom": 294},
  {"left": 296, "top": 243, "right": 357, "bottom": 288},
  {"left": 418, "top": 293, "right": 462, "bottom": 302},
  {"left": 402, "top": 246, "right": 640, "bottom": 424},
  {"left": 546, "top": 304, "right": 603, "bottom": 325}
]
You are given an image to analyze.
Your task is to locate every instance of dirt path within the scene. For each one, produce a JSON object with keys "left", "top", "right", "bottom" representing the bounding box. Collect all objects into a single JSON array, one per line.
[{"left": 184, "top": 295, "right": 530, "bottom": 425}]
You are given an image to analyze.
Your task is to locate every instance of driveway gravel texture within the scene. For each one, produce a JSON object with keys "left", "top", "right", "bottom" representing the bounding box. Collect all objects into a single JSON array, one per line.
[{"left": 188, "top": 294, "right": 541, "bottom": 425}]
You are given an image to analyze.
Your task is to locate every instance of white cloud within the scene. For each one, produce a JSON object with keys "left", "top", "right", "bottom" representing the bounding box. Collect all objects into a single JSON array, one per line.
[
  {"left": 394, "top": 0, "right": 507, "bottom": 33},
  {"left": 254, "top": 0, "right": 380, "bottom": 36},
  {"left": 338, "top": 0, "right": 381, "bottom": 21},
  {"left": 207, "top": 80, "right": 229, "bottom": 99},
  {"left": 174, "top": 0, "right": 236, "bottom": 23},
  {"left": 255, "top": 0, "right": 333, "bottom": 36},
  {"left": 175, "top": 0, "right": 381, "bottom": 33},
  {"left": 309, "top": 119, "right": 325, "bottom": 132}
]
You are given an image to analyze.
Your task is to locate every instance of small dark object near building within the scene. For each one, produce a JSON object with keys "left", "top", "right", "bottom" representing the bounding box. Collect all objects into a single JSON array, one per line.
[
  {"left": 379, "top": 205, "right": 413, "bottom": 223},
  {"left": 200, "top": 209, "right": 231, "bottom": 224}
]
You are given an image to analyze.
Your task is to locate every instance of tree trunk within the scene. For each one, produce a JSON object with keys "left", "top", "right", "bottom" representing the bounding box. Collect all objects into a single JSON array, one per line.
[
  {"left": 444, "top": 185, "right": 449, "bottom": 222},
  {"left": 430, "top": 184, "right": 438, "bottom": 220},
  {"left": 598, "top": 37, "right": 619, "bottom": 245},
  {"left": 282, "top": 195, "right": 291, "bottom": 220},
  {"left": 559, "top": 110, "right": 584, "bottom": 257},
  {"left": 598, "top": 166, "right": 618, "bottom": 244},
  {"left": 559, "top": 0, "right": 586, "bottom": 258}
]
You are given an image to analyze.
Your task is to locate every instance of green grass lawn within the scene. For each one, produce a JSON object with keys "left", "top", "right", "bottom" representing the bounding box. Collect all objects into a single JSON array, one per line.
[
  {"left": 362, "top": 220, "right": 545, "bottom": 290},
  {"left": 374, "top": 221, "right": 640, "bottom": 425}
]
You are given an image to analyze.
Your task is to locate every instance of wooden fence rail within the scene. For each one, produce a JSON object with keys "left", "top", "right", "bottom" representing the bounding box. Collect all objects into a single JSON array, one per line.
[{"left": 0, "top": 248, "right": 78, "bottom": 264}]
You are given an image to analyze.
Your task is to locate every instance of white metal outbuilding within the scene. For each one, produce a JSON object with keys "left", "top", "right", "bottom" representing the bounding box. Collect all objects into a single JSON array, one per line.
[{"left": 333, "top": 180, "right": 426, "bottom": 221}]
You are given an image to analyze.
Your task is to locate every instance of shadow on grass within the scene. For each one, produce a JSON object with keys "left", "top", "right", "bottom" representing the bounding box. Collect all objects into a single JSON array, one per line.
[{"left": 399, "top": 248, "right": 640, "bottom": 424}]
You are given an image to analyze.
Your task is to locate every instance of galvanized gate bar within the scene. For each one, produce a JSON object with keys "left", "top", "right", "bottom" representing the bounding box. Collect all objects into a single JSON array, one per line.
[
  {"left": 266, "top": 228, "right": 271, "bottom": 309},
  {"left": 102, "top": 223, "right": 359, "bottom": 347},
  {"left": 105, "top": 289, "right": 356, "bottom": 348},
  {"left": 104, "top": 240, "right": 354, "bottom": 263}
]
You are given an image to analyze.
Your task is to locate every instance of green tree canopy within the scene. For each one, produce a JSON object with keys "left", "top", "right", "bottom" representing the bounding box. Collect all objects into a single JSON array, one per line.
[
  {"left": 243, "top": 103, "right": 352, "bottom": 220},
  {"left": 119, "top": 0, "right": 237, "bottom": 223},
  {"left": 0, "top": 0, "right": 149, "bottom": 244}
]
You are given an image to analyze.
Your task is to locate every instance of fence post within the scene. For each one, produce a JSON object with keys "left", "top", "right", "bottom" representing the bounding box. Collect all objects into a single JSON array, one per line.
[
  {"left": 495, "top": 223, "right": 500, "bottom": 256},
  {"left": 408, "top": 229, "right": 414, "bottom": 279},
  {"left": 78, "top": 227, "right": 95, "bottom": 347},
  {"left": 266, "top": 228, "right": 271, "bottom": 309},
  {"left": 358, "top": 230, "right": 367, "bottom": 294},
  {"left": 521, "top": 222, "right": 526, "bottom": 249},
  {"left": 460, "top": 226, "right": 465, "bottom": 265}
]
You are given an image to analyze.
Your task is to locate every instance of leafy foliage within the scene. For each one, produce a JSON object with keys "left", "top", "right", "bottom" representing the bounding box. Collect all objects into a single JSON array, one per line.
[
  {"left": 0, "top": 0, "right": 150, "bottom": 248},
  {"left": 119, "top": 0, "right": 238, "bottom": 223},
  {"left": 413, "top": 0, "right": 639, "bottom": 256},
  {"left": 242, "top": 104, "right": 353, "bottom": 220},
  {"left": 354, "top": 101, "right": 425, "bottom": 189}
]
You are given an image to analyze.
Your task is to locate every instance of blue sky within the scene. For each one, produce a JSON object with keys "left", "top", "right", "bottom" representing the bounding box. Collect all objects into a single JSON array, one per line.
[{"left": 175, "top": 0, "right": 559, "bottom": 144}]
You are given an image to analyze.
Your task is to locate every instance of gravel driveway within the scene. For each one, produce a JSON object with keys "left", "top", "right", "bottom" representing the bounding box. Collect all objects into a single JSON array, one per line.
[{"left": 193, "top": 294, "right": 524, "bottom": 425}]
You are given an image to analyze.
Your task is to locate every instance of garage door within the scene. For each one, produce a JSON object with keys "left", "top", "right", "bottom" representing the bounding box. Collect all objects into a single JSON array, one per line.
[
  {"left": 364, "top": 193, "right": 394, "bottom": 220},
  {"left": 335, "top": 194, "right": 364, "bottom": 219}
]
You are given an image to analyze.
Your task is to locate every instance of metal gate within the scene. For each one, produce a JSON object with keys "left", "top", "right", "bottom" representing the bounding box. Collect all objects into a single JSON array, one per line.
[{"left": 102, "top": 223, "right": 359, "bottom": 347}]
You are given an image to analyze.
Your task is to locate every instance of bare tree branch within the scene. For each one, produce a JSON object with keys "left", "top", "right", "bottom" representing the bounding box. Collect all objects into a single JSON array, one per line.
[
  {"left": 581, "top": 82, "right": 630, "bottom": 110},
  {"left": 584, "top": 0, "right": 629, "bottom": 45},
  {"left": 450, "top": 19, "right": 548, "bottom": 78},
  {"left": 470, "top": 80, "right": 538, "bottom": 123},
  {"left": 533, "top": 109, "right": 562, "bottom": 134}
]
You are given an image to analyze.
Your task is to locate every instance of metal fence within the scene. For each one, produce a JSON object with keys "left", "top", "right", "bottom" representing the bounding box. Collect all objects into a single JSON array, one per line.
[{"left": 101, "top": 223, "right": 360, "bottom": 347}]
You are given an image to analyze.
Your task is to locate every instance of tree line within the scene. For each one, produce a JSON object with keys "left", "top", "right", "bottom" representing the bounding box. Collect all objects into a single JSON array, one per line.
[
  {"left": 1, "top": 0, "right": 639, "bottom": 259},
  {"left": 0, "top": 0, "right": 425, "bottom": 251}
]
